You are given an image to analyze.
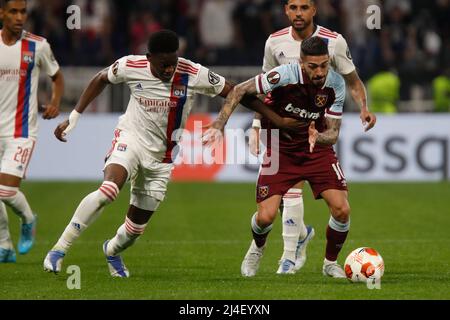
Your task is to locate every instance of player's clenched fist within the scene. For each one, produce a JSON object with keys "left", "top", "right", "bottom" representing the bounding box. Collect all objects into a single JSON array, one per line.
[
  {"left": 308, "top": 121, "right": 318, "bottom": 153},
  {"left": 54, "top": 110, "right": 81, "bottom": 142},
  {"left": 54, "top": 120, "right": 70, "bottom": 142},
  {"left": 42, "top": 104, "right": 60, "bottom": 120}
]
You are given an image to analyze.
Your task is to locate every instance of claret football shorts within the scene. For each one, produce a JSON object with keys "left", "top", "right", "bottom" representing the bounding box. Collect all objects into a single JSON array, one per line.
[{"left": 256, "top": 146, "right": 348, "bottom": 202}]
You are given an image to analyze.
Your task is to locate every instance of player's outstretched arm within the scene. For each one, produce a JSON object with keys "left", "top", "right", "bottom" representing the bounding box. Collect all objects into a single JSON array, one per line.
[
  {"left": 54, "top": 68, "right": 110, "bottom": 142},
  {"left": 42, "top": 70, "right": 64, "bottom": 120},
  {"left": 343, "top": 71, "right": 377, "bottom": 132}
]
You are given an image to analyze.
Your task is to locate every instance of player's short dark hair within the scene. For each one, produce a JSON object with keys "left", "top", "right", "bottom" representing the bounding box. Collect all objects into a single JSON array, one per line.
[
  {"left": 284, "top": 0, "right": 315, "bottom": 5},
  {"left": 301, "top": 36, "right": 329, "bottom": 57},
  {"left": 147, "top": 30, "right": 179, "bottom": 54},
  {"left": 2, "top": 0, "right": 26, "bottom": 8}
]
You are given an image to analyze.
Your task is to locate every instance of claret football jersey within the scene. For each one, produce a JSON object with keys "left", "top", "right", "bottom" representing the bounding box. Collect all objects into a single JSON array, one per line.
[{"left": 255, "top": 63, "right": 345, "bottom": 151}]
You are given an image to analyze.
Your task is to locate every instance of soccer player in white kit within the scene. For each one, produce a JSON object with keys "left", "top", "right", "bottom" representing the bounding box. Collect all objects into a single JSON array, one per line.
[
  {"left": 43, "top": 30, "right": 300, "bottom": 277},
  {"left": 0, "top": 0, "right": 64, "bottom": 263},
  {"left": 249, "top": 0, "right": 377, "bottom": 276}
]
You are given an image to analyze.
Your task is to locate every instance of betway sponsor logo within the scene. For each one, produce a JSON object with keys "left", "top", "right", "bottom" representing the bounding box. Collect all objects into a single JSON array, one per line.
[
  {"left": 137, "top": 97, "right": 177, "bottom": 113},
  {"left": 285, "top": 103, "right": 320, "bottom": 120}
]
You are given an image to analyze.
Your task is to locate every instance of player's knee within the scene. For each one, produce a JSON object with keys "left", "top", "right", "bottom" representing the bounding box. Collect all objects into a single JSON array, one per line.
[
  {"left": 97, "top": 181, "right": 120, "bottom": 204},
  {"left": 0, "top": 185, "right": 19, "bottom": 201},
  {"left": 257, "top": 207, "right": 277, "bottom": 227},
  {"left": 331, "top": 203, "right": 351, "bottom": 223}
]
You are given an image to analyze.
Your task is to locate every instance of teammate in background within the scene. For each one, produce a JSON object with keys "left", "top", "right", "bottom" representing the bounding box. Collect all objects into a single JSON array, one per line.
[
  {"left": 0, "top": 0, "right": 64, "bottom": 263},
  {"left": 43, "top": 30, "right": 299, "bottom": 277},
  {"left": 204, "top": 37, "right": 351, "bottom": 278},
  {"left": 248, "top": 0, "right": 377, "bottom": 274}
]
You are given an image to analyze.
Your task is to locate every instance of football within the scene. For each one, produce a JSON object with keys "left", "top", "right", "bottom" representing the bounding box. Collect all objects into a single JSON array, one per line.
[{"left": 344, "top": 247, "right": 385, "bottom": 283}]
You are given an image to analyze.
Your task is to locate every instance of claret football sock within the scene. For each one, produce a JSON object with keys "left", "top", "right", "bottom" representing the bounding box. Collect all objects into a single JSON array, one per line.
[
  {"left": 251, "top": 212, "right": 272, "bottom": 248},
  {"left": 325, "top": 216, "right": 350, "bottom": 261}
]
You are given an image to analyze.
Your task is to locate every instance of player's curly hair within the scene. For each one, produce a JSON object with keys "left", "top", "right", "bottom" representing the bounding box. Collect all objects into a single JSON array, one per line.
[
  {"left": 147, "top": 30, "right": 179, "bottom": 54},
  {"left": 301, "top": 36, "right": 329, "bottom": 57}
]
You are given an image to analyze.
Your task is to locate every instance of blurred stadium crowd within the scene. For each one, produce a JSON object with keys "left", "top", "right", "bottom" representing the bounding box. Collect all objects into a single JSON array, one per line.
[{"left": 8, "top": 0, "right": 450, "bottom": 111}]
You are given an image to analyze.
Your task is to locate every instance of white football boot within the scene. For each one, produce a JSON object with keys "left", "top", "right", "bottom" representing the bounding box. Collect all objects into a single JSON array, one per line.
[
  {"left": 43, "top": 250, "right": 65, "bottom": 273},
  {"left": 294, "top": 225, "right": 315, "bottom": 271},
  {"left": 322, "top": 259, "right": 346, "bottom": 278},
  {"left": 241, "top": 240, "right": 265, "bottom": 277}
]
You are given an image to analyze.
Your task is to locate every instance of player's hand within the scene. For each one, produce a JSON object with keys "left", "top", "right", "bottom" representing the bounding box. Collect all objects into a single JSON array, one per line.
[
  {"left": 360, "top": 110, "right": 377, "bottom": 132},
  {"left": 308, "top": 121, "right": 318, "bottom": 153},
  {"left": 41, "top": 104, "right": 60, "bottom": 120},
  {"left": 249, "top": 127, "right": 260, "bottom": 156},
  {"left": 54, "top": 120, "right": 70, "bottom": 142},
  {"left": 202, "top": 121, "right": 225, "bottom": 147}
]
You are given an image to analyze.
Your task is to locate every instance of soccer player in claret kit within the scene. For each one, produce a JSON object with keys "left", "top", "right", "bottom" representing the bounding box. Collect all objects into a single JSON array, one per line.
[
  {"left": 0, "top": 0, "right": 64, "bottom": 263},
  {"left": 43, "top": 30, "right": 299, "bottom": 277},
  {"left": 249, "top": 0, "right": 376, "bottom": 275},
  {"left": 204, "top": 36, "right": 351, "bottom": 278}
]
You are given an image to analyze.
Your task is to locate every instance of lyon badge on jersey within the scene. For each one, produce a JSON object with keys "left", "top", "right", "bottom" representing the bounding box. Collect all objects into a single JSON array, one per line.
[
  {"left": 22, "top": 51, "right": 35, "bottom": 64},
  {"left": 315, "top": 94, "right": 328, "bottom": 108},
  {"left": 173, "top": 85, "right": 186, "bottom": 97}
]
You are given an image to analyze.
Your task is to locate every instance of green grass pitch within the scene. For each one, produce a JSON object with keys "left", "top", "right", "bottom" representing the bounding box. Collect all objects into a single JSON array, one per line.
[{"left": 0, "top": 182, "right": 449, "bottom": 300}]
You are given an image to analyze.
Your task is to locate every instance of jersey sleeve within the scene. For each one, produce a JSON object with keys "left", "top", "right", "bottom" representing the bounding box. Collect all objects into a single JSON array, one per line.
[
  {"left": 255, "top": 64, "right": 300, "bottom": 94},
  {"left": 262, "top": 38, "right": 277, "bottom": 72},
  {"left": 39, "top": 40, "right": 60, "bottom": 77},
  {"left": 326, "top": 72, "right": 346, "bottom": 119},
  {"left": 192, "top": 65, "right": 226, "bottom": 97},
  {"left": 332, "top": 35, "right": 356, "bottom": 76},
  {"left": 107, "top": 56, "right": 129, "bottom": 84}
]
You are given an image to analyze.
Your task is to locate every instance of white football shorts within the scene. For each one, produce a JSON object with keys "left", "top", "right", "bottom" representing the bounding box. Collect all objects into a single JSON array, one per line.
[
  {"left": 0, "top": 137, "right": 36, "bottom": 179},
  {"left": 104, "top": 129, "right": 173, "bottom": 211}
]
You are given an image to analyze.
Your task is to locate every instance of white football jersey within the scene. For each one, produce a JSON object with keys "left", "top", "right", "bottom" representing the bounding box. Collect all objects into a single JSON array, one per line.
[
  {"left": 107, "top": 56, "right": 226, "bottom": 162},
  {"left": 0, "top": 30, "right": 60, "bottom": 139},
  {"left": 262, "top": 25, "right": 355, "bottom": 76}
]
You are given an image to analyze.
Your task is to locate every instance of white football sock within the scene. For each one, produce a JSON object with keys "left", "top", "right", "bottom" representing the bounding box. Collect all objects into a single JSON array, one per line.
[
  {"left": 106, "top": 217, "right": 147, "bottom": 256},
  {"left": 0, "top": 201, "right": 13, "bottom": 249},
  {"left": 281, "top": 189, "right": 307, "bottom": 262},
  {"left": 53, "top": 181, "right": 119, "bottom": 253},
  {"left": 0, "top": 185, "right": 34, "bottom": 224}
]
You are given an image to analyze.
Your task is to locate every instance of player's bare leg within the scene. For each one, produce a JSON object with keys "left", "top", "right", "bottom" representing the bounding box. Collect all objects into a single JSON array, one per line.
[
  {"left": 242, "top": 195, "right": 281, "bottom": 277},
  {"left": 320, "top": 189, "right": 351, "bottom": 278},
  {"left": 279, "top": 180, "right": 314, "bottom": 274},
  {"left": 103, "top": 205, "right": 154, "bottom": 277},
  {"left": 44, "top": 164, "right": 127, "bottom": 273},
  {"left": 0, "top": 173, "right": 37, "bottom": 255}
]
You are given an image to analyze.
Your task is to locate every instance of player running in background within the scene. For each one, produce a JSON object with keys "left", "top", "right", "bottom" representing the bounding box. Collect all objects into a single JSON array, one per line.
[
  {"left": 249, "top": 0, "right": 377, "bottom": 274},
  {"left": 0, "top": 0, "right": 64, "bottom": 263},
  {"left": 43, "top": 30, "right": 299, "bottom": 277},
  {"left": 204, "top": 37, "right": 351, "bottom": 278}
]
